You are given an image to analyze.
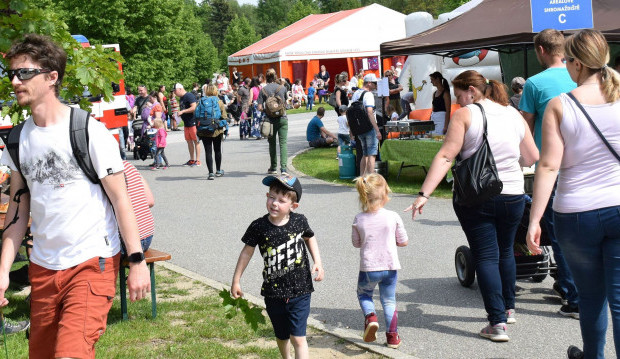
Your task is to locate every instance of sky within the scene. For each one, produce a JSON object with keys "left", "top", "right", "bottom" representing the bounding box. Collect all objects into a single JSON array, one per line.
[{"left": 237, "top": 0, "right": 258, "bottom": 5}]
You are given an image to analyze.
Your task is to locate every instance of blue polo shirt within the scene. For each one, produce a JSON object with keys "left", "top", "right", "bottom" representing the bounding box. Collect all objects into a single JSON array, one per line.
[
  {"left": 519, "top": 67, "right": 576, "bottom": 150},
  {"left": 306, "top": 116, "right": 324, "bottom": 142}
]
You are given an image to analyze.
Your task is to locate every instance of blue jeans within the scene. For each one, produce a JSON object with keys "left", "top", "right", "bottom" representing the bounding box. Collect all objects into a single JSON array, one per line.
[
  {"left": 453, "top": 194, "right": 525, "bottom": 325},
  {"left": 545, "top": 188, "right": 579, "bottom": 305},
  {"left": 306, "top": 97, "right": 314, "bottom": 110},
  {"left": 357, "top": 270, "right": 398, "bottom": 332},
  {"left": 554, "top": 206, "right": 620, "bottom": 359},
  {"left": 358, "top": 128, "right": 378, "bottom": 156}
]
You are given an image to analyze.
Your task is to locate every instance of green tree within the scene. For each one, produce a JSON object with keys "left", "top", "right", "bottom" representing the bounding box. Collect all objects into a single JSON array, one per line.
[
  {"left": 317, "top": 0, "right": 360, "bottom": 13},
  {"left": 47, "top": 0, "right": 220, "bottom": 91},
  {"left": 0, "top": 0, "right": 123, "bottom": 122},
  {"left": 256, "top": 0, "right": 293, "bottom": 37},
  {"left": 286, "top": 0, "right": 320, "bottom": 27},
  {"left": 221, "top": 15, "right": 260, "bottom": 66},
  {"left": 206, "top": 0, "right": 235, "bottom": 50}
]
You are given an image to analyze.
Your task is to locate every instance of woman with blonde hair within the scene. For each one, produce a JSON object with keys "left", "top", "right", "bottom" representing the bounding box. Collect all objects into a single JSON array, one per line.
[
  {"left": 405, "top": 69, "right": 538, "bottom": 342},
  {"left": 526, "top": 29, "right": 620, "bottom": 359},
  {"left": 197, "top": 84, "right": 228, "bottom": 180},
  {"left": 334, "top": 72, "right": 349, "bottom": 116}
]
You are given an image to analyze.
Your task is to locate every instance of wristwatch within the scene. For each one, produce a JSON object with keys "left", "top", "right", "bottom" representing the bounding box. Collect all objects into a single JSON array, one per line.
[
  {"left": 128, "top": 251, "right": 145, "bottom": 264},
  {"left": 418, "top": 191, "right": 429, "bottom": 199}
]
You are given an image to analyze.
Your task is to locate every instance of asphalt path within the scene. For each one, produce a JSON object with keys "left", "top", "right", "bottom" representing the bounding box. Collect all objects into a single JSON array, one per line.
[{"left": 132, "top": 111, "right": 615, "bottom": 359}]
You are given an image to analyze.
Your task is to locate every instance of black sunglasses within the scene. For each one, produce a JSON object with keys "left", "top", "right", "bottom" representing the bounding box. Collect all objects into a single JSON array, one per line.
[
  {"left": 565, "top": 56, "right": 575, "bottom": 63},
  {"left": 7, "top": 68, "right": 52, "bottom": 81}
]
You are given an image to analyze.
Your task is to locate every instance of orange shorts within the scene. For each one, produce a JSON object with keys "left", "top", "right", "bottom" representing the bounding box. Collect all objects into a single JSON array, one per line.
[
  {"left": 28, "top": 254, "right": 120, "bottom": 359},
  {"left": 184, "top": 125, "right": 198, "bottom": 141}
]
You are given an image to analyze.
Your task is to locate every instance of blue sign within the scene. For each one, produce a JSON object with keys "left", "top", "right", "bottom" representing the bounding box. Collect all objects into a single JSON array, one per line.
[{"left": 531, "top": 0, "right": 593, "bottom": 32}]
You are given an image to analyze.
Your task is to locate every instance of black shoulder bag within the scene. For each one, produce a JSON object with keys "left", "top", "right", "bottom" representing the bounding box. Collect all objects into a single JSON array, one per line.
[
  {"left": 451, "top": 103, "right": 503, "bottom": 206},
  {"left": 566, "top": 92, "right": 620, "bottom": 163}
]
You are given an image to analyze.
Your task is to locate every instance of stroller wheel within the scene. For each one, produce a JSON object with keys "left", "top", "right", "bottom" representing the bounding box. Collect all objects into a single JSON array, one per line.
[{"left": 455, "top": 245, "right": 475, "bottom": 287}]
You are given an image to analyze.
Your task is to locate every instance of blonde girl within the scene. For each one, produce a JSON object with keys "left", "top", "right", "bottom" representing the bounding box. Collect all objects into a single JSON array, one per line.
[
  {"left": 151, "top": 119, "right": 169, "bottom": 170},
  {"left": 351, "top": 173, "right": 408, "bottom": 349}
]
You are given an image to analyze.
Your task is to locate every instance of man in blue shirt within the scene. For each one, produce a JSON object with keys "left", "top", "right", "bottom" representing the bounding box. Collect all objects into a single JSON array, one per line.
[
  {"left": 519, "top": 29, "right": 578, "bottom": 319},
  {"left": 306, "top": 107, "right": 337, "bottom": 147}
]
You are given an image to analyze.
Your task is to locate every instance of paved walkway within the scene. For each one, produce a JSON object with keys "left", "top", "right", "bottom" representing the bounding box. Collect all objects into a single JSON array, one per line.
[{"left": 134, "top": 111, "right": 614, "bottom": 359}]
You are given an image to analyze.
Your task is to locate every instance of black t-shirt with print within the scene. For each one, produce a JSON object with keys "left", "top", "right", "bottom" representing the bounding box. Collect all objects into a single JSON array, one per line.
[
  {"left": 179, "top": 92, "right": 197, "bottom": 126},
  {"left": 242, "top": 212, "right": 315, "bottom": 299}
]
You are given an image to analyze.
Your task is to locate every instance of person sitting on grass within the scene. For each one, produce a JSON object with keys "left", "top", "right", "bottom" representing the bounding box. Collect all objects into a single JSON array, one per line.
[
  {"left": 231, "top": 174, "right": 324, "bottom": 359},
  {"left": 306, "top": 107, "right": 337, "bottom": 148}
]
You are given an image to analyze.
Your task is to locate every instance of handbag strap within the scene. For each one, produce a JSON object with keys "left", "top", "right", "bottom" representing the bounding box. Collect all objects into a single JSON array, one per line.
[
  {"left": 472, "top": 102, "right": 488, "bottom": 137},
  {"left": 566, "top": 92, "right": 620, "bottom": 163}
]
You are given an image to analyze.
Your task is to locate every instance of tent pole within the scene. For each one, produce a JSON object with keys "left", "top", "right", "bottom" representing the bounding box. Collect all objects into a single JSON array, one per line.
[{"left": 523, "top": 45, "right": 529, "bottom": 78}]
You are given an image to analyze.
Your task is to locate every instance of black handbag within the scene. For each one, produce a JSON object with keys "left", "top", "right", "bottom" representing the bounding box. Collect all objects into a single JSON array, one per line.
[{"left": 451, "top": 103, "right": 503, "bottom": 206}]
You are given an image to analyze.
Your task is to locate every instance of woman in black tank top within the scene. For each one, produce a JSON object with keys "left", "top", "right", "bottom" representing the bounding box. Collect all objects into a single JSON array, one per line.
[{"left": 430, "top": 72, "right": 452, "bottom": 135}]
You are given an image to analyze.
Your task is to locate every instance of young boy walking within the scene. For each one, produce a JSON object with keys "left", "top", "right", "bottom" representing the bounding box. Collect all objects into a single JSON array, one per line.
[{"left": 231, "top": 174, "right": 324, "bottom": 359}]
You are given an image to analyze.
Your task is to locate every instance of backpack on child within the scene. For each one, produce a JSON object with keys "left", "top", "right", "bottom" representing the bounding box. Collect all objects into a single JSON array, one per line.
[
  {"left": 262, "top": 85, "right": 286, "bottom": 118},
  {"left": 346, "top": 91, "right": 374, "bottom": 136},
  {"left": 195, "top": 96, "right": 221, "bottom": 133}
]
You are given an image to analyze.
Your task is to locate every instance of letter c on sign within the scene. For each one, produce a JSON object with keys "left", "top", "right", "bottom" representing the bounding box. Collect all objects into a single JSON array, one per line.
[{"left": 559, "top": 13, "right": 567, "bottom": 24}]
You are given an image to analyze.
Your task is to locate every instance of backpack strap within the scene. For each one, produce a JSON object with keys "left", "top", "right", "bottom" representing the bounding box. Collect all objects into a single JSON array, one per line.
[
  {"left": 359, "top": 90, "right": 368, "bottom": 104},
  {"left": 6, "top": 122, "right": 26, "bottom": 178},
  {"left": 70, "top": 107, "right": 100, "bottom": 184},
  {"left": 4, "top": 122, "right": 29, "bottom": 231}
]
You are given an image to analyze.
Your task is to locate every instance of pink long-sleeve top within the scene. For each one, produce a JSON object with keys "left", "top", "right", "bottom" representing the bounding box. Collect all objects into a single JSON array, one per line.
[
  {"left": 155, "top": 127, "right": 167, "bottom": 148},
  {"left": 352, "top": 208, "right": 408, "bottom": 271}
]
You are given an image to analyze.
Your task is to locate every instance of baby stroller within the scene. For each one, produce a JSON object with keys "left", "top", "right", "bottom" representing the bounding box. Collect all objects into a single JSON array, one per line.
[
  {"left": 132, "top": 119, "right": 154, "bottom": 161},
  {"left": 455, "top": 174, "right": 557, "bottom": 287}
]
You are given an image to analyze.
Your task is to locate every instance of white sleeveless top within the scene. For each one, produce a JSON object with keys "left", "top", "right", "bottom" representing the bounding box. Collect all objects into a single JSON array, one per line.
[
  {"left": 554, "top": 93, "right": 620, "bottom": 213},
  {"left": 460, "top": 99, "right": 525, "bottom": 195}
]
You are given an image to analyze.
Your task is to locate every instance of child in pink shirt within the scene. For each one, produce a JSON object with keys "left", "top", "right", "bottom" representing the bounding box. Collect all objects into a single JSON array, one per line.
[
  {"left": 352, "top": 173, "right": 408, "bottom": 349},
  {"left": 151, "top": 119, "right": 169, "bottom": 170}
]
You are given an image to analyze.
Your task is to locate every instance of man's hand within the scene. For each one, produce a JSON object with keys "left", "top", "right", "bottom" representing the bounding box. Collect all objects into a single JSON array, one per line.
[
  {"left": 127, "top": 261, "right": 151, "bottom": 302},
  {"left": 0, "top": 272, "right": 10, "bottom": 307},
  {"left": 376, "top": 129, "right": 382, "bottom": 140}
]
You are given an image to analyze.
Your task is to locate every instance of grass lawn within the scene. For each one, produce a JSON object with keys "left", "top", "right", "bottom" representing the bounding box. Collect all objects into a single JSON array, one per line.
[
  {"left": 2, "top": 266, "right": 281, "bottom": 359},
  {"left": 292, "top": 147, "right": 453, "bottom": 198},
  {"left": 286, "top": 102, "right": 334, "bottom": 115}
]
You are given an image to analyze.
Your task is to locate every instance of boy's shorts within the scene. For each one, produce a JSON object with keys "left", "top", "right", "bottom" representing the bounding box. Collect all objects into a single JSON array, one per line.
[
  {"left": 184, "top": 125, "right": 198, "bottom": 141},
  {"left": 358, "top": 128, "right": 378, "bottom": 156},
  {"left": 264, "top": 293, "right": 311, "bottom": 340},
  {"left": 29, "top": 254, "right": 120, "bottom": 359}
]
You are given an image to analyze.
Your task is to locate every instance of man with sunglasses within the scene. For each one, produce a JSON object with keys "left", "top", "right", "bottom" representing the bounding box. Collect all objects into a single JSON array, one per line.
[
  {"left": 0, "top": 34, "right": 150, "bottom": 358},
  {"left": 519, "top": 29, "right": 579, "bottom": 320}
]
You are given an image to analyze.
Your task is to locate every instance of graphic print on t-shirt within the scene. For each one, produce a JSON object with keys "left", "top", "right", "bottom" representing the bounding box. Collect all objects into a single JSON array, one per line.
[
  {"left": 21, "top": 149, "right": 82, "bottom": 185},
  {"left": 261, "top": 232, "right": 307, "bottom": 279}
]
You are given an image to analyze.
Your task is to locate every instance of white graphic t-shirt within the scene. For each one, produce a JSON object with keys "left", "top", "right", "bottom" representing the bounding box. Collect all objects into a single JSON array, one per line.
[{"left": 0, "top": 114, "right": 123, "bottom": 270}]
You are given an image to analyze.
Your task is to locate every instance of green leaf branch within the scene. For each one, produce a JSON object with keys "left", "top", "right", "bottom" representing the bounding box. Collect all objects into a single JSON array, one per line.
[{"left": 219, "top": 289, "right": 266, "bottom": 332}]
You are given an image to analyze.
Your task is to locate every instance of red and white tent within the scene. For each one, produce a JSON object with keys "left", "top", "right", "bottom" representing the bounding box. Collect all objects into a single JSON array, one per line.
[{"left": 228, "top": 4, "right": 406, "bottom": 91}]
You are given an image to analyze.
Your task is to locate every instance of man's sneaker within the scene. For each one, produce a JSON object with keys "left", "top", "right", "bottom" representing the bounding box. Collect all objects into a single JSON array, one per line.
[
  {"left": 267, "top": 169, "right": 278, "bottom": 175},
  {"left": 183, "top": 160, "right": 194, "bottom": 166},
  {"left": 363, "top": 313, "right": 379, "bottom": 343},
  {"left": 559, "top": 304, "right": 579, "bottom": 319},
  {"left": 506, "top": 309, "right": 516, "bottom": 324},
  {"left": 281, "top": 170, "right": 289, "bottom": 176},
  {"left": 215, "top": 170, "right": 224, "bottom": 177},
  {"left": 553, "top": 281, "right": 568, "bottom": 305},
  {"left": 386, "top": 332, "right": 401, "bottom": 349},
  {"left": 0, "top": 319, "right": 30, "bottom": 334},
  {"left": 195, "top": 160, "right": 202, "bottom": 166},
  {"left": 479, "top": 323, "right": 509, "bottom": 342},
  {"left": 207, "top": 173, "right": 215, "bottom": 180},
  {"left": 567, "top": 345, "right": 584, "bottom": 359},
  {"left": 189, "top": 161, "right": 198, "bottom": 167}
]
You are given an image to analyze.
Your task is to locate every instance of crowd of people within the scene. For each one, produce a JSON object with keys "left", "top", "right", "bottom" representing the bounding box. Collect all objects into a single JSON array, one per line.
[{"left": 1, "top": 29, "right": 620, "bottom": 359}]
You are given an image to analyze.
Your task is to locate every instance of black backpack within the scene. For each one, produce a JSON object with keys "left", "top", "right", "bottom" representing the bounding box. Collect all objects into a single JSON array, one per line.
[
  {"left": 346, "top": 90, "right": 373, "bottom": 136},
  {"left": 3, "top": 107, "right": 100, "bottom": 230}
]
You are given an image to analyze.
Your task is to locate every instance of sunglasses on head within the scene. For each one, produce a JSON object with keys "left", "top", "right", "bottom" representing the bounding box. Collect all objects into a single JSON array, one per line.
[
  {"left": 565, "top": 56, "right": 575, "bottom": 63},
  {"left": 7, "top": 68, "right": 52, "bottom": 81}
]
